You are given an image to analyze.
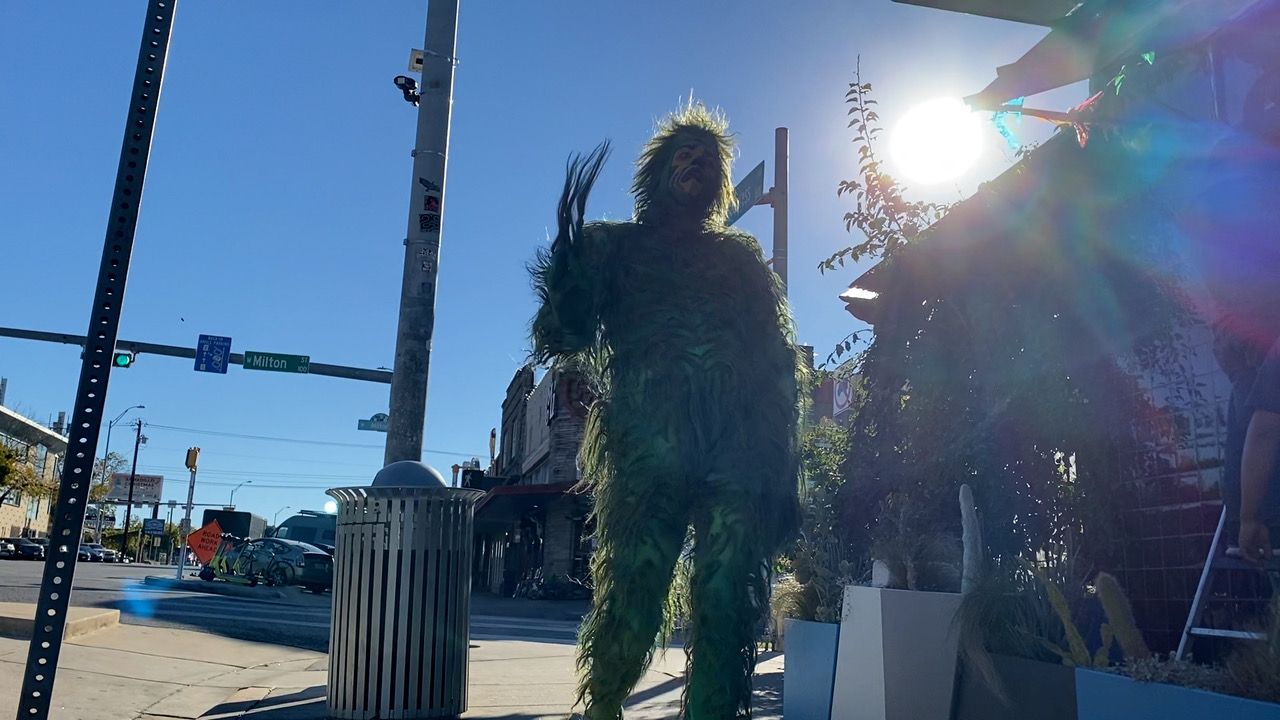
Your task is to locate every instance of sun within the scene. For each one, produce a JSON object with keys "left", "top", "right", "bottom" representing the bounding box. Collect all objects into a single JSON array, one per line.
[{"left": 890, "top": 97, "right": 984, "bottom": 185}]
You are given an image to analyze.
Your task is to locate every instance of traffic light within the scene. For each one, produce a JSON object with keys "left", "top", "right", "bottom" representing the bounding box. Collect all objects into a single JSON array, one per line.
[{"left": 112, "top": 351, "right": 135, "bottom": 368}]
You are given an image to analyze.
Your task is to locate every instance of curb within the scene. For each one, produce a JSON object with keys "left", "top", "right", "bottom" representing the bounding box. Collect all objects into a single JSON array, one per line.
[
  {"left": 143, "top": 575, "right": 288, "bottom": 601},
  {"left": 0, "top": 606, "right": 120, "bottom": 640}
]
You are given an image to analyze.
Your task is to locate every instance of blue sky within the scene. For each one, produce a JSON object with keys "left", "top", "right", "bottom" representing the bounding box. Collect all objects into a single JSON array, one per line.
[{"left": 0, "top": 2, "right": 1076, "bottom": 525}]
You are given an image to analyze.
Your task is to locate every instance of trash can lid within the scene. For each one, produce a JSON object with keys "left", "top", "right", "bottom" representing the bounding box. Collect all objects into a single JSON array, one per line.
[{"left": 372, "top": 460, "right": 446, "bottom": 488}]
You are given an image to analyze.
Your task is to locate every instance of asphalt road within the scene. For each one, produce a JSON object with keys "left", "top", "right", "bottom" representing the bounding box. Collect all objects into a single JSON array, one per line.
[{"left": 0, "top": 559, "right": 581, "bottom": 652}]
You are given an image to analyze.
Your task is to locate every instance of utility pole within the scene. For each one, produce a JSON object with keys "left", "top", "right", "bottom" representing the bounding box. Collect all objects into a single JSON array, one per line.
[
  {"left": 118, "top": 420, "right": 143, "bottom": 556},
  {"left": 176, "top": 447, "right": 198, "bottom": 579},
  {"left": 772, "top": 127, "right": 789, "bottom": 294},
  {"left": 385, "top": 0, "right": 460, "bottom": 465}
]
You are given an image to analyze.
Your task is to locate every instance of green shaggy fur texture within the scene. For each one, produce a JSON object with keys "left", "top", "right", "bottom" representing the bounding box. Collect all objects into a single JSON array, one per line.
[{"left": 531, "top": 104, "right": 802, "bottom": 719}]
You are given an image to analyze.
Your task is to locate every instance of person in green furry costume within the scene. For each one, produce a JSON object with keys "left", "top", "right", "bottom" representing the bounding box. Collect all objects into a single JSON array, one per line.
[{"left": 531, "top": 104, "right": 802, "bottom": 720}]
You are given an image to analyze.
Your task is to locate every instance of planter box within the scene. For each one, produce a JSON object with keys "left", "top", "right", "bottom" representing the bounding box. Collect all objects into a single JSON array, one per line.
[
  {"left": 829, "top": 585, "right": 962, "bottom": 720},
  {"left": 953, "top": 654, "right": 1076, "bottom": 720},
  {"left": 1076, "top": 668, "right": 1280, "bottom": 720},
  {"left": 782, "top": 618, "right": 839, "bottom": 720}
]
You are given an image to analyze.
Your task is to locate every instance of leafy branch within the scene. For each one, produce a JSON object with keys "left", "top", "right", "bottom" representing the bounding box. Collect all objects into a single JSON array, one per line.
[{"left": 821, "top": 58, "right": 949, "bottom": 273}]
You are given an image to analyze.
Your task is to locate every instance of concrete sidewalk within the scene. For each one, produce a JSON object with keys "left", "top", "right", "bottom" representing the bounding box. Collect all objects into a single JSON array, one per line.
[{"left": 0, "top": 609, "right": 782, "bottom": 719}]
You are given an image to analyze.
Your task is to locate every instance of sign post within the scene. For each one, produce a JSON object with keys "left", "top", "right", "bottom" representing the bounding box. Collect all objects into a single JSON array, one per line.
[{"left": 176, "top": 447, "right": 199, "bottom": 579}]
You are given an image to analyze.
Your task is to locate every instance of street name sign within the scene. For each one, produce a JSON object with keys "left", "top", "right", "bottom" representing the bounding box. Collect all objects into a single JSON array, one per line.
[
  {"left": 727, "top": 161, "right": 766, "bottom": 226},
  {"left": 358, "top": 412, "right": 390, "bottom": 432},
  {"left": 194, "top": 334, "right": 232, "bottom": 374},
  {"left": 243, "top": 351, "right": 310, "bottom": 374},
  {"left": 106, "top": 473, "right": 164, "bottom": 504},
  {"left": 142, "top": 518, "right": 166, "bottom": 536}
]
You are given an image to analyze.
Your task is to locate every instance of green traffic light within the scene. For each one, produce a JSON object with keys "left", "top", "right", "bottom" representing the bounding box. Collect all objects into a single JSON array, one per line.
[{"left": 113, "top": 352, "right": 133, "bottom": 368}]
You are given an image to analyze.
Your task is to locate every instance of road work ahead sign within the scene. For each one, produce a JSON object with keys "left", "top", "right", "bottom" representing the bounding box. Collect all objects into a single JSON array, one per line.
[{"left": 186, "top": 520, "right": 224, "bottom": 565}]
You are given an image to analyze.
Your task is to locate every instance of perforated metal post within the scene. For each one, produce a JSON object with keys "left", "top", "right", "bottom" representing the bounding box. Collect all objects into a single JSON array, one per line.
[
  {"left": 327, "top": 485, "right": 482, "bottom": 719},
  {"left": 16, "top": 3, "right": 177, "bottom": 719}
]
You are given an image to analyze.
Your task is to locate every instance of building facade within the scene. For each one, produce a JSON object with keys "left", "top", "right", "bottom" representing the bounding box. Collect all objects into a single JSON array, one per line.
[
  {"left": 471, "top": 365, "right": 593, "bottom": 596},
  {"left": 853, "top": 0, "right": 1280, "bottom": 652},
  {"left": 0, "top": 405, "right": 68, "bottom": 538}
]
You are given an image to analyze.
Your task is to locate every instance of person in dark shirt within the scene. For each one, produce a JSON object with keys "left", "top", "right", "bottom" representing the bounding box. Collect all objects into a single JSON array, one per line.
[{"left": 1239, "top": 334, "right": 1280, "bottom": 564}]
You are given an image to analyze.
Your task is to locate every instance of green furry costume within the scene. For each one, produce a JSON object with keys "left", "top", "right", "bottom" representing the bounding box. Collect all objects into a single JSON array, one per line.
[{"left": 532, "top": 105, "right": 801, "bottom": 719}]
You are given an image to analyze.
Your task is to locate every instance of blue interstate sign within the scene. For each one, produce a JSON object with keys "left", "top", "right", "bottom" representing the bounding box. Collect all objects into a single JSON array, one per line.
[{"left": 194, "top": 334, "right": 232, "bottom": 374}]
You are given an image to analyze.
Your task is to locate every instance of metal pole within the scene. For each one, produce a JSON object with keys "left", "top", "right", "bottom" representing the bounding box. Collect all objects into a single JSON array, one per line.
[
  {"left": 772, "top": 127, "right": 789, "bottom": 295},
  {"left": 385, "top": 0, "right": 461, "bottom": 465},
  {"left": 96, "top": 421, "right": 114, "bottom": 544},
  {"left": 18, "top": 4, "right": 178, "bottom": 716},
  {"left": 176, "top": 448, "right": 198, "bottom": 579},
  {"left": 119, "top": 420, "right": 143, "bottom": 555}
]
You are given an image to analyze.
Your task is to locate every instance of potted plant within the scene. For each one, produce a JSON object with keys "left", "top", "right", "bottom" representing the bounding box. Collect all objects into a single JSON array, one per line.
[
  {"left": 1075, "top": 598, "right": 1280, "bottom": 720},
  {"left": 827, "top": 486, "right": 971, "bottom": 720},
  {"left": 777, "top": 420, "right": 853, "bottom": 720}
]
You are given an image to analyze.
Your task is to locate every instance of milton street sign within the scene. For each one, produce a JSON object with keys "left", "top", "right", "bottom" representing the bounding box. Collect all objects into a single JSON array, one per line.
[{"left": 242, "top": 351, "right": 310, "bottom": 374}]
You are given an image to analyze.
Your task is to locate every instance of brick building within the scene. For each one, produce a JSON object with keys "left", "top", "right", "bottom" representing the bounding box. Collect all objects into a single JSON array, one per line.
[
  {"left": 0, "top": 405, "right": 67, "bottom": 538},
  {"left": 470, "top": 365, "right": 593, "bottom": 596}
]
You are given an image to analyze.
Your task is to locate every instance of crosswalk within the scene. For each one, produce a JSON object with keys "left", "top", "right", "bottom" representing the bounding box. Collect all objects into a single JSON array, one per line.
[{"left": 109, "top": 585, "right": 580, "bottom": 646}]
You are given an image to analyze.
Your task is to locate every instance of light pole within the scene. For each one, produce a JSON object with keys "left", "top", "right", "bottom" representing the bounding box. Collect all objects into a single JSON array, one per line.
[
  {"left": 229, "top": 481, "right": 252, "bottom": 509},
  {"left": 98, "top": 404, "right": 144, "bottom": 541},
  {"left": 384, "top": 0, "right": 460, "bottom": 465},
  {"left": 273, "top": 506, "right": 292, "bottom": 525}
]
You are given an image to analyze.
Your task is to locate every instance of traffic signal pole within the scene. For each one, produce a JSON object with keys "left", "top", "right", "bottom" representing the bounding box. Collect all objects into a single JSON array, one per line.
[
  {"left": 176, "top": 448, "right": 198, "bottom": 579},
  {"left": 384, "top": 0, "right": 460, "bottom": 465},
  {"left": 0, "top": 326, "right": 391, "bottom": 384}
]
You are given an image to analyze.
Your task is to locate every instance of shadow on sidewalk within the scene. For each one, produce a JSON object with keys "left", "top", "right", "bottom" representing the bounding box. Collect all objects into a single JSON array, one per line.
[{"left": 210, "top": 686, "right": 326, "bottom": 719}]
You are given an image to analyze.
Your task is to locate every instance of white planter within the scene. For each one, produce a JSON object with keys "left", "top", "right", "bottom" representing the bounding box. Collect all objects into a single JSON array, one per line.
[{"left": 829, "top": 585, "right": 962, "bottom": 720}]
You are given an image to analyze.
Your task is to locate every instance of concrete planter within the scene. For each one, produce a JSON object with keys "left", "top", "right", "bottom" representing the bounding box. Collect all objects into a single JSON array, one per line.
[
  {"left": 1076, "top": 668, "right": 1280, "bottom": 720},
  {"left": 953, "top": 654, "right": 1077, "bottom": 720},
  {"left": 782, "top": 618, "right": 839, "bottom": 720},
  {"left": 829, "top": 585, "right": 962, "bottom": 720}
]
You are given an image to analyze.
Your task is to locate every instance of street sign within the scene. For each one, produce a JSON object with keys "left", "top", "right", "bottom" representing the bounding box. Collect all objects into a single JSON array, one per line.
[
  {"left": 186, "top": 520, "right": 223, "bottom": 565},
  {"left": 727, "top": 161, "right": 766, "bottom": 226},
  {"left": 194, "top": 334, "right": 232, "bottom": 374},
  {"left": 358, "top": 412, "right": 390, "bottom": 432},
  {"left": 106, "top": 473, "right": 164, "bottom": 504},
  {"left": 242, "top": 350, "right": 310, "bottom": 374},
  {"left": 142, "top": 518, "right": 166, "bottom": 537},
  {"left": 179, "top": 518, "right": 191, "bottom": 534}
]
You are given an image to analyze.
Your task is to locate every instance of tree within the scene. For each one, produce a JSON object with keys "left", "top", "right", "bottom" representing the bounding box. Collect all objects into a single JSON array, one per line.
[
  {"left": 0, "top": 443, "right": 53, "bottom": 506},
  {"left": 90, "top": 452, "right": 127, "bottom": 504}
]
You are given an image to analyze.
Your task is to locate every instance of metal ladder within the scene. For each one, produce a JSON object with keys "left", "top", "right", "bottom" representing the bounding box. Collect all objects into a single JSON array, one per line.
[{"left": 1176, "top": 506, "right": 1278, "bottom": 659}]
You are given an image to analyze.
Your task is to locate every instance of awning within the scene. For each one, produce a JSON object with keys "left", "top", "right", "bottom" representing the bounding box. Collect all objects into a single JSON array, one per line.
[
  {"left": 892, "top": 0, "right": 1085, "bottom": 27},
  {"left": 474, "top": 482, "right": 581, "bottom": 532},
  {"left": 965, "top": 0, "right": 1270, "bottom": 109}
]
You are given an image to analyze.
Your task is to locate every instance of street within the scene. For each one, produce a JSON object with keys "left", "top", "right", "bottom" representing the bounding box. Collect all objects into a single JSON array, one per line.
[{"left": 0, "top": 560, "right": 581, "bottom": 652}]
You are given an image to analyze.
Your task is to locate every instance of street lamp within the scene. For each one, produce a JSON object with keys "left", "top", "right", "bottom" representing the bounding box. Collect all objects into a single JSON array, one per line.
[
  {"left": 273, "top": 506, "right": 292, "bottom": 525},
  {"left": 98, "top": 404, "right": 144, "bottom": 541},
  {"left": 229, "top": 480, "right": 252, "bottom": 509}
]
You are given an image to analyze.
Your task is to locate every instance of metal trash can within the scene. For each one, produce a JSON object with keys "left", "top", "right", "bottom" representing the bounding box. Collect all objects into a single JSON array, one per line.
[{"left": 327, "top": 462, "right": 483, "bottom": 719}]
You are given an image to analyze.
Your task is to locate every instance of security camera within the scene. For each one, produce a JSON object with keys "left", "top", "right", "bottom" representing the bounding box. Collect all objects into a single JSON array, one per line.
[{"left": 393, "top": 75, "right": 420, "bottom": 106}]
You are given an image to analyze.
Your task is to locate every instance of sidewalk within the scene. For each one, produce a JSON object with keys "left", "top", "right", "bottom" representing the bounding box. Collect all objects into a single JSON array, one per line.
[{"left": 0, "top": 608, "right": 782, "bottom": 719}]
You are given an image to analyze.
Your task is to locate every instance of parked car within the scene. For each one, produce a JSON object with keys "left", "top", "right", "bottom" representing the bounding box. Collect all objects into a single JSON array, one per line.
[
  {"left": 81, "top": 543, "right": 119, "bottom": 563},
  {"left": 2, "top": 538, "right": 45, "bottom": 560},
  {"left": 76, "top": 545, "right": 92, "bottom": 562},
  {"left": 0, "top": 539, "right": 15, "bottom": 558}
]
